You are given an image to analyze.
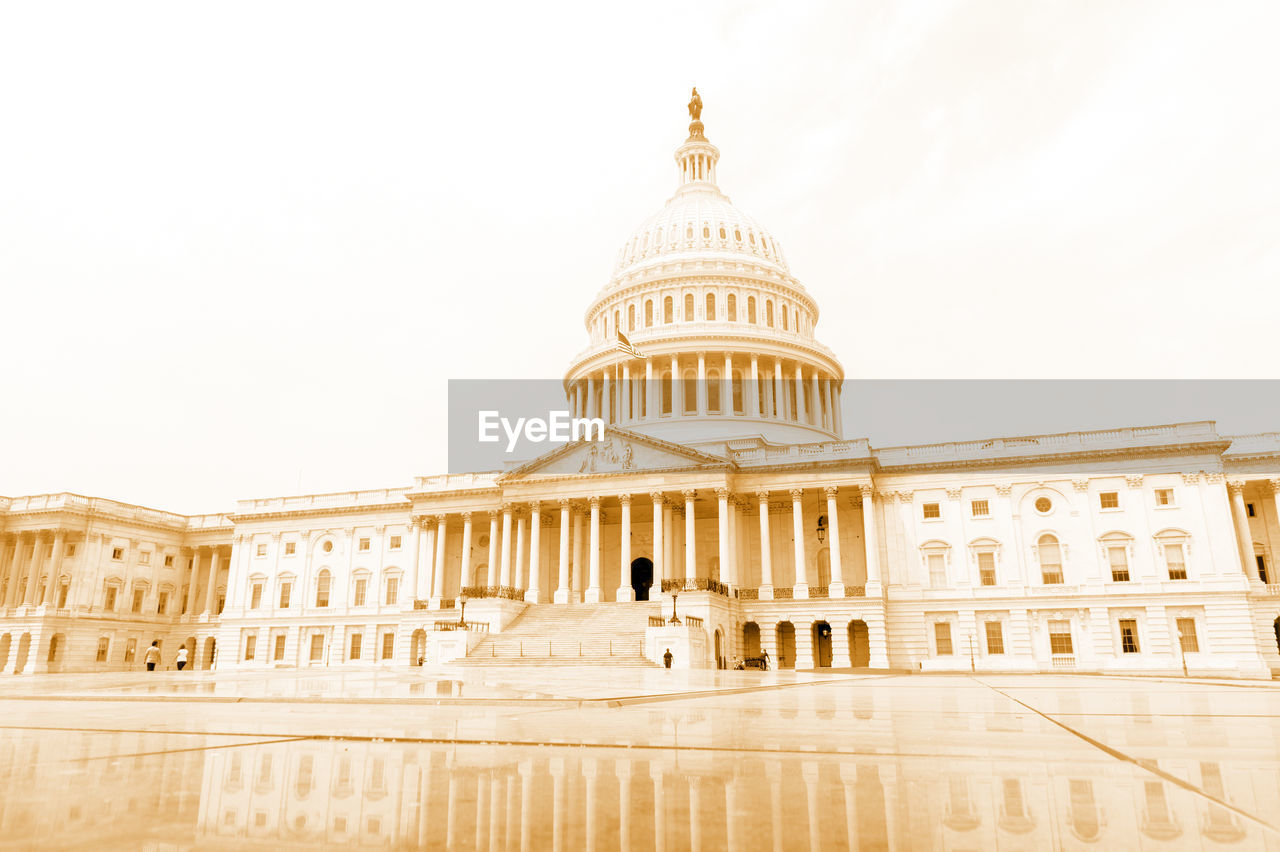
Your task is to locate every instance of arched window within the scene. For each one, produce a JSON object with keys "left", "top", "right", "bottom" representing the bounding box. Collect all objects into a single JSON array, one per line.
[
  {"left": 315, "top": 569, "right": 331, "bottom": 607},
  {"left": 732, "top": 369, "right": 744, "bottom": 414},
  {"left": 645, "top": 299, "right": 653, "bottom": 327},
  {"left": 766, "top": 300, "right": 775, "bottom": 327},
  {"left": 718, "top": 226, "right": 727, "bottom": 240},
  {"left": 782, "top": 304, "right": 789, "bottom": 331},
  {"left": 683, "top": 369, "right": 697, "bottom": 414},
  {"left": 661, "top": 372, "right": 672, "bottom": 415},
  {"left": 663, "top": 296, "right": 673, "bottom": 324},
  {"left": 748, "top": 296, "right": 757, "bottom": 324},
  {"left": 628, "top": 304, "right": 636, "bottom": 331},
  {"left": 702, "top": 224, "right": 710, "bottom": 240},
  {"left": 685, "top": 223, "right": 693, "bottom": 240},
  {"left": 684, "top": 293, "right": 694, "bottom": 321},
  {"left": 706, "top": 293, "right": 716, "bottom": 321},
  {"left": 1099, "top": 532, "right": 1133, "bottom": 582},
  {"left": 734, "top": 228, "right": 742, "bottom": 242},
  {"left": 707, "top": 369, "right": 721, "bottom": 413},
  {"left": 1037, "top": 535, "right": 1064, "bottom": 584},
  {"left": 727, "top": 293, "right": 736, "bottom": 321}
]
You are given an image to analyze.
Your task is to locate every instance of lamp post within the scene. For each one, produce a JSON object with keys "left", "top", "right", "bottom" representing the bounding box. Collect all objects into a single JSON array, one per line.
[
  {"left": 457, "top": 593, "right": 469, "bottom": 628},
  {"left": 816, "top": 514, "right": 826, "bottom": 544},
  {"left": 668, "top": 592, "right": 681, "bottom": 625}
]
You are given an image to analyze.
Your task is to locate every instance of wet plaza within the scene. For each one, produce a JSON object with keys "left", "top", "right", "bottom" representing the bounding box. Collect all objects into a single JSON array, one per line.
[{"left": 1, "top": 668, "right": 1278, "bottom": 849}]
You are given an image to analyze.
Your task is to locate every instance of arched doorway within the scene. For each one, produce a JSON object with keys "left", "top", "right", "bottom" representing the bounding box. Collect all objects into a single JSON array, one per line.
[
  {"left": 777, "top": 622, "right": 796, "bottom": 669},
  {"left": 1274, "top": 617, "right": 1280, "bottom": 655},
  {"left": 14, "top": 633, "right": 31, "bottom": 674},
  {"left": 202, "top": 637, "right": 217, "bottom": 670},
  {"left": 813, "top": 621, "right": 833, "bottom": 667},
  {"left": 714, "top": 629, "right": 724, "bottom": 669},
  {"left": 0, "top": 634, "right": 10, "bottom": 671},
  {"left": 849, "top": 620, "right": 870, "bottom": 667},
  {"left": 631, "top": 557, "right": 653, "bottom": 601},
  {"left": 742, "top": 622, "right": 761, "bottom": 659},
  {"left": 411, "top": 629, "right": 427, "bottom": 666}
]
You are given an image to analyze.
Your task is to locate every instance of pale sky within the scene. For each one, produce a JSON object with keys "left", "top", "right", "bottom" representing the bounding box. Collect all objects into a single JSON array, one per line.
[{"left": 2, "top": 1, "right": 1278, "bottom": 514}]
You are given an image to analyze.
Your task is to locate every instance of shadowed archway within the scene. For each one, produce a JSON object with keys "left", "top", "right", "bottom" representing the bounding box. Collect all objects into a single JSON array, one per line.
[{"left": 631, "top": 557, "right": 653, "bottom": 601}]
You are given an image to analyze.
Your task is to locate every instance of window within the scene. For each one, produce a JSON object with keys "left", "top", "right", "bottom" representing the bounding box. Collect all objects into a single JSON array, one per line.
[
  {"left": 1176, "top": 618, "right": 1199, "bottom": 653},
  {"left": 124, "top": 639, "right": 137, "bottom": 664},
  {"left": 285, "top": 542, "right": 296, "bottom": 556},
  {"left": 348, "top": 576, "right": 366, "bottom": 606},
  {"left": 1034, "top": 497, "right": 1052, "bottom": 513},
  {"left": 315, "top": 571, "right": 331, "bottom": 607},
  {"left": 766, "top": 300, "right": 774, "bottom": 327},
  {"left": 985, "top": 621, "right": 1005, "bottom": 655},
  {"left": 381, "top": 633, "right": 395, "bottom": 661},
  {"left": 278, "top": 581, "right": 292, "bottom": 608},
  {"left": 111, "top": 547, "right": 124, "bottom": 561},
  {"left": 322, "top": 540, "right": 333, "bottom": 553},
  {"left": 57, "top": 582, "right": 69, "bottom": 608},
  {"left": 256, "top": 543, "right": 267, "bottom": 557},
  {"left": 1049, "top": 621, "right": 1073, "bottom": 655},
  {"left": 104, "top": 586, "right": 118, "bottom": 611},
  {"left": 1037, "top": 534, "right": 1064, "bottom": 584},
  {"left": 933, "top": 623, "right": 953, "bottom": 656},
  {"left": 705, "top": 293, "right": 715, "bottom": 321},
  {"left": 977, "top": 551, "right": 996, "bottom": 586},
  {"left": 747, "top": 296, "right": 757, "bottom": 324},
  {"left": 1245, "top": 502, "right": 1255, "bottom": 517},
  {"left": 389, "top": 535, "right": 401, "bottom": 550},
  {"left": 971, "top": 499, "right": 989, "bottom": 518},
  {"left": 309, "top": 634, "right": 324, "bottom": 662},
  {"left": 385, "top": 576, "right": 399, "bottom": 605},
  {"left": 782, "top": 306, "right": 789, "bottom": 331},
  {"left": 250, "top": 583, "right": 263, "bottom": 609},
  {"left": 1154, "top": 488, "right": 1174, "bottom": 506},
  {"left": 1257, "top": 555, "right": 1269, "bottom": 584},
  {"left": 244, "top": 634, "right": 257, "bottom": 661},
  {"left": 1119, "top": 619, "right": 1140, "bottom": 653},
  {"left": 645, "top": 300, "right": 654, "bottom": 327},
  {"left": 922, "top": 502, "right": 940, "bottom": 520},
  {"left": 273, "top": 634, "right": 286, "bottom": 661},
  {"left": 157, "top": 591, "right": 169, "bottom": 614},
  {"left": 131, "top": 589, "right": 145, "bottom": 613},
  {"left": 1099, "top": 491, "right": 1119, "bottom": 509},
  {"left": 139, "top": 551, "right": 151, "bottom": 565},
  {"left": 1108, "top": 546, "right": 1130, "bottom": 582},
  {"left": 663, "top": 296, "right": 673, "bottom": 323},
  {"left": 727, "top": 293, "right": 736, "bottom": 321},
  {"left": 96, "top": 636, "right": 110, "bottom": 662},
  {"left": 66, "top": 543, "right": 77, "bottom": 557},
  {"left": 628, "top": 304, "right": 635, "bottom": 331},
  {"left": 164, "top": 554, "right": 174, "bottom": 568},
  {"left": 1166, "top": 543, "right": 1188, "bottom": 580},
  {"left": 358, "top": 538, "right": 370, "bottom": 552},
  {"left": 349, "top": 633, "right": 363, "bottom": 660},
  {"left": 927, "top": 553, "right": 946, "bottom": 587},
  {"left": 683, "top": 293, "right": 694, "bottom": 321}
]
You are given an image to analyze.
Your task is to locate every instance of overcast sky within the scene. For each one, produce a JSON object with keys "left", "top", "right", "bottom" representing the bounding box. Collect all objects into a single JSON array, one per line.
[{"left": 2, "top": 1, "right": 1278, "bottom": 514}]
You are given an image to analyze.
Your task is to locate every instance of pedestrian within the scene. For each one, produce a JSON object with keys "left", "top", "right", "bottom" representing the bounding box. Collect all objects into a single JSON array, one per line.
[
  {"left": 761, "top": 648, "right": 770, "bottom": 671},
  {"left": 176, "top": 645, "right": 188, "bottom": 671},
  {"left": 144, "top": 641, "right": 162, "bottom": 672},
  {"left": 663, "top": 648, "right": 673, "bottom": 669}
]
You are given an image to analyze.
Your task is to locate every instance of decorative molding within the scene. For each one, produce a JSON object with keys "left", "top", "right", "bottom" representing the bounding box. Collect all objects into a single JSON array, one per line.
[
  {"left": 897, "top": 491, "right": 914, "bottom": 504},
  {"left": 1226, "top": 480, "right": 1246, "bottom": 496},
  {"left": 1181, "top": 472, "right": 1202, "bottom": 486},
  {"left": 789, "top": 488, "right": 804, "bottom": 501},
  {"left": 945, "top": 488, "right": 962, "bottom": 501},
  {"left": 995, "top": 484, "right": 1012, "bottom": 497},
  {"left": 714, "top": 487, "right": 729, "bottom": 500},
  {"left": 681, "top": 489, "right": 697, "bottom": 502},
  {"left": 1125, "top": 475, "right": 1144, "bottom": 490},
  {"left": 1205, "top": 472, "right": 1225, "bottom": 484},
  {"left": 1071, "top": 479, "right": 1090, "bottom": 493},
  {"left": 824, "top": 486, "right": 839, "bottom": 499}
]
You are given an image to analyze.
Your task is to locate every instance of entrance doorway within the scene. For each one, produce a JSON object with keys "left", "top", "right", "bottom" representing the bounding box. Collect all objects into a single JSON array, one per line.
[
  {"left": 202, "top": 637, "right": 217, "bottom": 670},
  {"left": 742, "top": 623, "right": 761, "bottom": 658},
  {"left": 14, "top": 633, "right": 31, "bottom": 674},
  {"left": 411, "top": 629, "right": 427, "bottom": 666},
  {"left": 714, "top": 629, "right": 724, "bottom": 669},
  {"left": 813, "top": 621, "right": 833, "bottom": 667},
  {"left": 849, "top": 620, "right": 870, "bottom": 667},
  {"left": 777, "top": 622, "right": 796, "bottom": 669},
  {"left": 631, "top": 557, "right": 653, "bottom": 601}
]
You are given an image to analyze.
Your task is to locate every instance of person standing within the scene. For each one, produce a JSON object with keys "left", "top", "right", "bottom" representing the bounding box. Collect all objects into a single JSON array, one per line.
[
  {"left": 144, "top": 641, "right": 162, "bottom": 672},
  {"left": 175, "top": 645, "right": 188, "bottom": 671},
  {"left": 663, "top": 648, "right": 673, "bottom": 669}
]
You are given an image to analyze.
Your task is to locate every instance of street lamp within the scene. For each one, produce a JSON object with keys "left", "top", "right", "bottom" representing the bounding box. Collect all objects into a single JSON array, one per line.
[
  {"left": 816, "top": 514, "right": 827, "bottom": 544},
  {"left": 457, "top": 593, "right": 469, "bottom": 628},
  {"left": 668, "top": 592, "right": 681, "bottom": 625}
]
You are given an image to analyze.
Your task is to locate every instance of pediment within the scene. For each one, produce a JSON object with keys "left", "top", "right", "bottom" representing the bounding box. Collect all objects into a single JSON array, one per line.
[{"left": 498, "top": 427, "right": 732, "bottom": 481}]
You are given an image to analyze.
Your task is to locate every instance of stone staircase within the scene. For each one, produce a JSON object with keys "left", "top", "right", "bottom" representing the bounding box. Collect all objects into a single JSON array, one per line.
[{"left": 456, "top": 601, "right": 661, "bottom": 666}]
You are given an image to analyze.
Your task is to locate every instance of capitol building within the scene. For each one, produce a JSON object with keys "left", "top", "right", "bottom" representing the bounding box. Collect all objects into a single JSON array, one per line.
[{"left": 3, "top": 95, "right": 1279, "bottom": 680}]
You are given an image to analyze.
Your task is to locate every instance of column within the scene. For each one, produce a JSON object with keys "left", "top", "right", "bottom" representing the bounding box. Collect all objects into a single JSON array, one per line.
[
  {"left": 670, "top": 354, "right": 681, "bottom": 416},
  {"left": 586, "top": 375, "right": 597, "bottom": 420},
  {"left": 683, "top": 490, "right": 697, "bottom": 582},
  {"left": 407, "top": 519, "right": 422, "bottom": 607},
  {"left": 809, "top": 371, "right": 821, "bottom": 429},
  {"left": 514, "top": 512, "right": 527, "bottom": 590},
  {"left": 772, "top": 357, "right": 785, "bottom": 419},
  {"left": 726, "top": 495, "right": 739, "bottom": 590},
  {"left": 651, "top": 492, "right": 665, "bottom": 596},
  {"left": 586, "top": 496, "right": 603, "bottom": 602},
  {"left": 486, "top": 511, "right": 500, "bottom": 588},
  {"left": 716, "top": 489, "right": 730, "bottom": 590},
  {"left": 22, "top": 532, "right": 45, "bottom": 606},
  {"left": 573, "top": 508, "right": 585, "bottom": 600},
  {"left": 822, "top": 376, "right": 834, "bottom": 432},
  {"left": 621, "top": 363, "right": 631, "bottom": 422},
  {"left": 617, "top": 494, "right": 635, "bottom": 601},
  {"left": 1227, "top": 481, "right": 1259, "bottom": 579},
  {"left": 6, "top": 533, "right": 28, "bottom": 608},
  {"left": 696, "top": 351, "right": 707, "bottom": 415},
  {"left": 689, "top": 776, "right": 702, "bottom": 852},
  {"left": 723, "top": 353, "right": 734, "bottom": 414},
  {"left": 645, "top": 358, "right": 656, "bottom": 420},
  {"left": 0, "top": 536, "right": 16, "bottom": 608},
  {"left": 42, "top": 529, "right": 66, "bottom": 606},
  {"left": 421, "top": 520, "right": 437, "bottom": 600},
  {"left": 519, "top": 760, "right": 535, "bottom": 852},
  {"left": 791, "top": 489, "right": 809, "bottom": 598},
  {"left": 724, "top": 774, "right": 740, "bottom": 852},
  {"left": 459, "top": 512, "right": 474, "bottom": 589},
  {"left": 202, "top": 547, "right": 220, "bottom": 616},
  {"left": 500, "top": 504, "right": 514, "bottom": 588},
  {"left": 757, "top": 492, "right": 773, "bottom": 598},
  {"left": 602, "top": 370, "right": 612, "bottom": 424},
  {"left": 663, "top": 501, "right": 675, "bottom": 586},
  {"left": 551, "top": 759, "right": 567, "bottom": 852},
  {"left": 825, "top": 487, "right": 845, "bottom": 596},
  {"left": 432, "top": 514, "right": 447, "bottom": 601},
  {"left": 555, "top": 499, "right": 571, "bottom": 604},
  {"left": 185, "top": 548, "right": 202, "bottom": 616},
  {"left": 749, "top": 354, "right": 760, "bottom": 416},
  {"left": 525, "top": 503, "right": 542, "bottom": 602},
  {"left": 860, "top": 486, "right": 883, "bottom": 593},
  {"left": 794, "top": 364, "right": 808, "bottom": 424},
  {"left": 832, "top": 384, "right": 843, "bottom": 435}
]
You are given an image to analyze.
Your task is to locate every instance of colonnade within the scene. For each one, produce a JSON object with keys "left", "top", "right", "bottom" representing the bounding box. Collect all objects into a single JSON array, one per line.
[
  {"left": 566, "top": 352, "right": 843, "bottom": 434},
  {"left": 0, "top": 529, "right": 70, "bottom": 609},
  {"left": 1226, "top": 478, "right": 1280, "bottom": 582}
]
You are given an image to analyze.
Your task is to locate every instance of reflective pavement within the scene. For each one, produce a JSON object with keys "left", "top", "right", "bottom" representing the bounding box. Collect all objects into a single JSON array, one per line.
[{"left": 1, "top": 668, "right": 1278, "bottom": 849}]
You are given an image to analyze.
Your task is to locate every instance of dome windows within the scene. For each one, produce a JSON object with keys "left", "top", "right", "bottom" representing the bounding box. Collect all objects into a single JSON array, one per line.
[
  {"left": 686, "top": 224, "right": 693, "bottom": 241},
  {"left": 748, "top": 296, "right": 757, "bottom": 324},
  {"left": 683, "top": 293, "right": 694, "bottom": 321},
  {"left": 663, "top": 296, "right": 674, "bottom": 324},
  {"left": 702, "top": 224, "right": 710, "bottom": 240},
  {"left": 766, "top": 300, "right": 775, "bottom": 327},
  {"left": 628, "top": 304, "right": 636, "bottom": 331},
  {"left": 734, "top": 228, "right": 742, "bottom": 242},
  {"left": 645, "top": 299, "right": 654, "bottom": 327},
  {"left": 706, "top": 293, "right": 716, "bottom": 321},
  {"left": 727, "top": 293, "right": 736, "bottom": 321},
  {"left": 719, "top": 226, "right": 727, "bottom": 240}
]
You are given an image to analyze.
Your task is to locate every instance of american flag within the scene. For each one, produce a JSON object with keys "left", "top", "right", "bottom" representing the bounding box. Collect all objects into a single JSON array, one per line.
[{"left": 614, "top": 330, "right": 645, "bottom": 359}]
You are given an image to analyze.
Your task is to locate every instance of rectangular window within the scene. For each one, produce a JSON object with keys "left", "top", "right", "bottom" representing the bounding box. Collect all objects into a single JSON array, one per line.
[
  {"left": 284, "top": 542, "right": 296, "bottom": 556},
  {"left": 1166, "top": 544, "right": 1187, "bottom": 580},
  {"left": 1049, "top": 621, "right": 1073, "bottom": 655},
  {"left": 933, "top": 622, "right": 953, "bottom": 655},
  {"left": 139, "top": 551, "right": 150, "bottom": 565},
  {"left": 164, "top": 554, "right": 174, "bottom": 567},
  {"left": 922, "top": 502, "right": 940, "bottom": 520},
  {"left": 316, "top": 574, "right": 330, "bottom": 608},
  {"left": 977, "top": 551, "right": 996, "bottom": 586},
  {"left": 244, "top": 634, "right": 257, "bottom": 661},
  {"left": 927, "top": 554, "right": 946, "bottom": 588},
  {"left": 111, "top": 547, "right": 124, "bottom": 561},
  {"left": 309, "top": 634, "right": 324, "bottom": 662},
  {"left": 389, "top": 535, "right": 401, "bottom": 550},
  {"left": 359, "top": 537, "right": 371, "bottom": 552},
  {"left": 1119, "top": 619, "right": 1140, "bottom": 653},
  {"left": 1099, "top": 491, "right": 1119, "bottom": 509},
  {"left": 256, "top": 543, "right": 267, "bottom": 557},
  {"left": 1154, "top": 488, "right": 1174, "bottom": 506},
  {"left": 278, "top": 582, "right": 292, "bottom": 608},
  {"left": 1245, "top": 502, "right": 1255, "bottom": 517},
  {"left": 250, "top": 583, "right": 263, "bottom": 609},
  {"left": 353, "top": 578, "right": 367, "bottom": 607},
  {"left": 273, "top": 634, "right": 286, "bottom": 661},
  {"left": 124, "top": 638, "right": 137, "bottom": 664},
  {"left": 349, "top": 633, "right": 363, "bottom": 660},
  {"left": 1108, "top": 546, "right": 1130, "bottom": 582},
  {"left": 970, "top": 499, "right": 989, "bottom": 518},
  {"left": 131, "top": 589, "right": 145, "bottom": 613},
  {"left": 96, "top": 636, "right": 110, "bottom": 662},
  {"left": 381, "top": 632, "right": 395, "bottom": 661},
  {"left": 1176, "top": 618, "right": 1199, "bottom": 653},
  {"left": 66, "top": 543, "right": 77, "bottom": 557},
  {"left": 385, "top": 576, "right": 399, "bottom": 605},
  {"left": 984, "top": 621, "right": 1005, "bottom": 655},
  {"left": 1257, "top": 555, "right": 1269, "bottom": 584},
  {"left": 104, "top": 586, "right": 118, "bottom": 611},
  {"left": 157, "top": 591, "right": 169, "bottom": 614}
]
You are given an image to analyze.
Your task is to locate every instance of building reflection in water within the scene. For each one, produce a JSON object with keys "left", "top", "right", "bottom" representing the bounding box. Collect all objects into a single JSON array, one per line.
[{"left": 1, "top": 729, "right": 1271, "bottom": 849}]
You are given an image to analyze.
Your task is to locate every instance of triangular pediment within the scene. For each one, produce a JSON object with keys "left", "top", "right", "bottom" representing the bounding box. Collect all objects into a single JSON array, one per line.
[{"left": 498, "top": 427, "right": 732, "bottom": 481}]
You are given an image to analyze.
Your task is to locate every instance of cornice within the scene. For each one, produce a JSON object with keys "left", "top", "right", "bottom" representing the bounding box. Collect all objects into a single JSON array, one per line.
[
  {"left": 229, "top": 501, "right": 411, "bottom": 524},
  {"left": 871, "top": 440, "right": 1235, "bottom": 475}
]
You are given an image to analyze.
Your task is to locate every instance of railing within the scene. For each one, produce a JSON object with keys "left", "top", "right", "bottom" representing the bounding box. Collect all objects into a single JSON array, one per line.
[
  {"left": 772, "top": 587, "right": 794, "bottom": 599},
  {"left": 484, "top": 639, "right": 636, "bottom": 658},
  {"left": 1051, "top": 655, "right": 1075, "bottom": 670},
  {"left": 1259, "top": 584, "right": 1280, "bottom": 598},
  {"left": 461, "top": 585, "right": 524, "bottom": 601},
  {"left": 808, "top": 586, "right": 829, "bottom": 599},
  {"left": 647, "top": 616, "right": 666, "bottom": 627},
  {"left": 738, "top": 588, "right": 759, "bottom": 600},
  {"left": 433, "top": 621, "right": 489, "bottom": 633},
  {"left": 660, "top": 578, "right": 733, "bottom": 596},
  {"left": 684, "top": 615, "right": 704, "bottom": 629}
]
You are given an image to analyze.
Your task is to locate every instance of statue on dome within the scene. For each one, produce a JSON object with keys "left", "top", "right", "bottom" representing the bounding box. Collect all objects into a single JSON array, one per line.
[{"left": 688, "top": 87, "right": 702, "bottom": 121}]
